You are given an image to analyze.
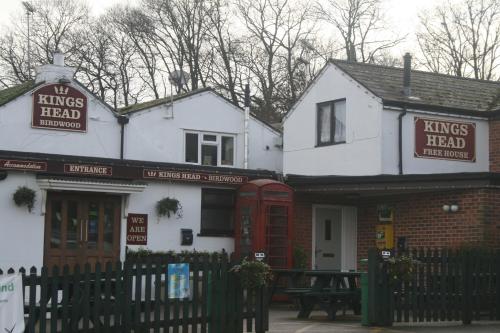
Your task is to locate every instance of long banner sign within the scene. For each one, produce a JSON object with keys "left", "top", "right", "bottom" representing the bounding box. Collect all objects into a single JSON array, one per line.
[
  {"left": 143, "top": 169, "right": 248, "bottom": 185},
  {"left": 0, "top": 158, "right": 252, "bottom": 185}
]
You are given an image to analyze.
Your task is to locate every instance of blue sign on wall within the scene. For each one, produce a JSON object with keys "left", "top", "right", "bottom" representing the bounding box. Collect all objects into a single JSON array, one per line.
[{"left": 168, "top": 263, "right": 190, "bottom": 299}]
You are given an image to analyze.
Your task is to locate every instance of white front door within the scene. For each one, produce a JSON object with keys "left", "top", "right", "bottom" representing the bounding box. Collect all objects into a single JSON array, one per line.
[
  {"left": 314, "top": 207, "right": 342, "bottom": 270},
  {"left": 313, "top": 206, "right": 357, "bottom": 270}
]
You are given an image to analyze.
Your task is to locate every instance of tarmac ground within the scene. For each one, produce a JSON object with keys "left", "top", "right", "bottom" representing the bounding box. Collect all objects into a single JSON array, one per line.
[{"left": 268, "top": 305, "right": 500, "bottom": 333}]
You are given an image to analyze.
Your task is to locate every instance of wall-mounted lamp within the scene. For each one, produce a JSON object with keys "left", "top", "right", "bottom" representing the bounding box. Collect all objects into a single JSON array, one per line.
[{"left": 443, "top": 204, "right": 459, "bottom": 213}]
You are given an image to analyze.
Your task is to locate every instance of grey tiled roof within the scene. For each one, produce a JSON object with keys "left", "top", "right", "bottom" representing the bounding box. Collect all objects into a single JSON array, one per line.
[{"left": 331, "top": 60, "right": 500, "bottom": 113}]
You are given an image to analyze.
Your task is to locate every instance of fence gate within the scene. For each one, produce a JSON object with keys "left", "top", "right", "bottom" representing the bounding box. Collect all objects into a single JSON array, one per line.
[
  {"left": 0, "top": 253, "right": 269, "bottom": 333},
  {"left": 367, "top": 248, "right": 500, "bottom": 326}
]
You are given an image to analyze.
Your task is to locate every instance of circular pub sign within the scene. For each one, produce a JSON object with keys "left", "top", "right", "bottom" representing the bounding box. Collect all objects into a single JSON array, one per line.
[{"left": 32, "top": 83, "right": 88, "bottom": 132}]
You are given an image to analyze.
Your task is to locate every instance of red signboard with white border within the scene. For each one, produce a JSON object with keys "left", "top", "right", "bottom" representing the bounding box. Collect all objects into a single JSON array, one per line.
[
  {"left": 126, "top": 214, "right": 148, "bottom": 245},
  {"left": 32, "top": 84, "right": 88, "bottom": 132},
  {"left": 414, "top": 117, "right": 476, "bottom": 162}
]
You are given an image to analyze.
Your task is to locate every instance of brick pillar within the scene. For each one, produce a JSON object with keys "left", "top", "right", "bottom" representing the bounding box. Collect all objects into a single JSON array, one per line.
[{"left": 490, "top": 118, "right": 500, "bottom": 172}]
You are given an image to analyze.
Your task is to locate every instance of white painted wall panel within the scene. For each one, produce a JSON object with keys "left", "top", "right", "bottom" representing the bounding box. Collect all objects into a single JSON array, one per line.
[
  {"left": 125, "top": 182, "right": 234, "bottom": 254},
  {"left": 124, "top": 92, "right": 282, "bottom": 172},
  {"left": 0, "top": 172, "right": 44, "bottom": 270},
  {"left": 382, "top": 109, "right": 489, "bottom": 174},
  {"left": 0, "top": 85, "right": 121, "bottom": 159},
  {"left": 283, "top": 64, "right": 384, "bottom": 176}
]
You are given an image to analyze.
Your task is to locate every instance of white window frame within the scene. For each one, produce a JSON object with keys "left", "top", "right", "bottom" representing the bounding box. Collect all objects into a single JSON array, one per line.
[{"left": 184, "top": 130, "right": 236, "bottom": 167}]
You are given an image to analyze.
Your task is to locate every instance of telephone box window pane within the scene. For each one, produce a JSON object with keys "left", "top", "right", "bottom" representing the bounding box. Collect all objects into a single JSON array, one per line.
[
  {"left": 50, "top": 201, "right": 62, "bottom": 248},
  {"left": 325, "top": 219, "right": 332, "bottom": 241},
  {"left": 221, "top": 136, "right": 234, "bottom": 165},
  {"left": 66, "top": 201, "right": 78, "bottom": 249},
  {"left": 241, "top": 207, "right": 252, "bottom": 258},
  {"left": 202, "top": 144, "right": 218, "bottom": 166},
  {"left": 201, "top": 189, "right": 235, "bottom": 236},
  {"left": 185, "top": 133, "right": 198, "bottom": 163}
]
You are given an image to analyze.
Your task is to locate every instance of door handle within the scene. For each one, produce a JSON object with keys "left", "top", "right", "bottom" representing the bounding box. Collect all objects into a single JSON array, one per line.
[
  {"left": 85, "top": 220, "right": 88, "bottom": 242},
  {"left": 80, "top": 220, "right": 84, "bottom": 242}
]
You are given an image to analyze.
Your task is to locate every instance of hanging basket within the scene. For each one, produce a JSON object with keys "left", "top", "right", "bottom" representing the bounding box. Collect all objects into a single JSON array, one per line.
[
  {"left": 156, "top": 197, "right": 183, "bottom": 219},
  {"left": 13, "top": 186, "right": 36, "bottom": 212}
]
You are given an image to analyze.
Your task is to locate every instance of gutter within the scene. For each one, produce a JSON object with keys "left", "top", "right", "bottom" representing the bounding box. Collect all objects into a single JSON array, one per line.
[
  {"left": 398, "top": 108, "right": 407, "bottom": 175},
  {"left": 117, "top": 115, "right": 129, "bottom": 160}
]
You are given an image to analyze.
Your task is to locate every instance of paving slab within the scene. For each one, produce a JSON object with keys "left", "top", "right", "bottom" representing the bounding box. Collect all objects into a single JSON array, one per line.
[{"left": 269, "top": 306, "right": 500, "bottom": 333}]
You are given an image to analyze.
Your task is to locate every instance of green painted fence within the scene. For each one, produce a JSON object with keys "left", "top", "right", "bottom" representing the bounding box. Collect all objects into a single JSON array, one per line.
[
  {"left": 367, "top": 248, "right": 500, "bottom": 326},
  {"left": 0, "top": 253, "right": 268, "bottom": 333}
]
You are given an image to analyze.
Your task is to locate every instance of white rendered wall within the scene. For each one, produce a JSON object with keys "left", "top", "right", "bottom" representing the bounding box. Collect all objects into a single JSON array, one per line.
[
  {"left": 283, "top": 64, "right": 384, "bottom": 176},
  {"left": 381, "top": 109, "right": 489, "bottom": 174},
  {"left": 0, "top": 84, "right": 121, "bottom": 159},
  {"left": 125, "top": 182, "right": 234, "bottom": 254},
  {"left": 0, "top": 172, "right": 44, "bottom": 270},
  {"left": 124, "top": 92, "right": 282, "bottom": 172}
]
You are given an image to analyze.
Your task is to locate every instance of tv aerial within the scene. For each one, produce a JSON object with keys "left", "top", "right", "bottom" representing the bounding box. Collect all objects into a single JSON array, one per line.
[{"left": 168, "top": 70, "right": 189, "bottom": 93}]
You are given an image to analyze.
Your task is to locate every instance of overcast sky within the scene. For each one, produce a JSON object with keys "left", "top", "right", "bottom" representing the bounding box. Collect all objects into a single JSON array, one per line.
[{"left": 0, "top": 0, "right": 442, "bottom": 57}]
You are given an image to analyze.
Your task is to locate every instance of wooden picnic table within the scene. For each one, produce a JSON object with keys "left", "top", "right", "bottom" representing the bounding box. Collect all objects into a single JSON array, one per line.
[
  {"left": 269, "top": 268, "right": 307, "bottom": 301},
  {"left": 284, "top": 270, "right": 361, "bottom": 320}
]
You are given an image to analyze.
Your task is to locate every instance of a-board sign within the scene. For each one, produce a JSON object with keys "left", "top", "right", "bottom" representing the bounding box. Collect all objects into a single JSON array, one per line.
[
  {"left": 0, "top": 274, "right": 25, "bottom": 333},
  {"left": 168, "top": 263, "right": 190, "bottom": 299},
  {"left": 126, "top": 213, "right": 148, "bottom": 245},
  {"left": 414, "top": 117, "right": 476, "bottom": 162},
  {"left": 32, "top": 84, "right": 88, "bottom": 132}
]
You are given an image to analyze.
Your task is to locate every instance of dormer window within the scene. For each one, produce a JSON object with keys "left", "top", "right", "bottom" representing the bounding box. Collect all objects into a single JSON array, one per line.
[
  {"left": 316, "top": 99, "right": 346, "bottom": 146},
  {"left": 184, "top": 131, "right": 235, "bottom": 166}
]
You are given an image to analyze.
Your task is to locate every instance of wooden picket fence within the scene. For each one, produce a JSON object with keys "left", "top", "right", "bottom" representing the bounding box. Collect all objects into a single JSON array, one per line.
[
  {"left": 367, "top": 248, "right": 500, "bottom": 326},
  {"left": 0, "top": 253, "right": 268, "bottom": 333}
]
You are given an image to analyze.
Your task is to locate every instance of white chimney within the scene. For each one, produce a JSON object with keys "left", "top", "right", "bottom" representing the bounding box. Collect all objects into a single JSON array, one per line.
[
  {"left": 35, "top": 50, "right": 75, "bottom": 84},
  {"left": 53, "top": 50, "right": 65, "bottom": 66}
]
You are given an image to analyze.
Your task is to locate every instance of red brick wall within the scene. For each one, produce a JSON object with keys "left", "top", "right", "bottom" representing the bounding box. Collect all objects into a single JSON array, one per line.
[
  {"left": 490, "top": 118, "right": 500, "bottom": 172},
  {"left": 293, "top": 189, "right": 500, "bottom": 269},
  {"left": 292, "top": 201, "right": 313, "bottom": 268}
]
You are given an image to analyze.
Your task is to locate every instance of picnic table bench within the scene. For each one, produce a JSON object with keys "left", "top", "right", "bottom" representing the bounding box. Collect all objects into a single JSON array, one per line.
[{"left": 282, "top": 270, "right": 361, "bottom": 320}]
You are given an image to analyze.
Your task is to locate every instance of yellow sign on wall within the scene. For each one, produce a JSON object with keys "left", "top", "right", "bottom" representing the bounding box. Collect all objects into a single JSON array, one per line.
[{"left": 375, "top": 224, "right": 394, "bottom": 249}]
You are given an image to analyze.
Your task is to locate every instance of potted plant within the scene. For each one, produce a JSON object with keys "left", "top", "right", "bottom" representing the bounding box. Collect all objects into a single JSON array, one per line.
[
  {"left": 13, "top": 186, "right": 36, "bottom": 212},
  {"left": 156, "top": 197, "right": 183, "bottom": 219},
  {"left": 386, "top": 254, "right": 419, "bottom": 284},
  {"left": 230, "top": 259, "right": 272, "bottom": 290}
]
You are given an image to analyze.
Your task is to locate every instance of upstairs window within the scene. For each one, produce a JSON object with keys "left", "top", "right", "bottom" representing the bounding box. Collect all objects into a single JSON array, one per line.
[
  {"left": 317, "top": 99, "right": 346, "bottom": 146},
  {"left": 184, "top": 131, "right": 235, "bottom": 166}
]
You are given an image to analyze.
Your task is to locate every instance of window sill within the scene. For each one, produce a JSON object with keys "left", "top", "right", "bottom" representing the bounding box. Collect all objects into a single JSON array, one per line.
[
  {"left": 197, "top": 232, "right": 234, "bottom": 238},
  {"left": 315, "top": 141, "right": 346, "bottom": 148}
]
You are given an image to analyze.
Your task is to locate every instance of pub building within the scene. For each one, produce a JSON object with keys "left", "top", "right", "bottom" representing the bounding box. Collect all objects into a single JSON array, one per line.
[
  {"left": 0, "top": 52, "right": 282, "bottom": 270},
  {"left": 1, "top": 51, "right": 500, "bottom": 273},
  {"left": 283, "top": 53, "right": 500, "bottom": 270}
]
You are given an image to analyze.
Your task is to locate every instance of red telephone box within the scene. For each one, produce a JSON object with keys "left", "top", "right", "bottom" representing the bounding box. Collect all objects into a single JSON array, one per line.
[{"left": 235, "top": 179, "right": 294, "bottom": 269}]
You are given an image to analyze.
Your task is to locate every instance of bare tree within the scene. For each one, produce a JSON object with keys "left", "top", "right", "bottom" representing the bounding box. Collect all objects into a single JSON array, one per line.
[
  {"left": 0, "top": 0, "right": 89, "bottom": 85},
  {"left": 204, "top": 0, "right": 243, "bottom": 106},
  {"left": 315, "top": 0, "right": 404, "bottom": 63},
  {"left": 142, "top": 0, "right": 215, "bottom": 92},
  {"left": 417, "top": 0, "right": 500, "bottom": 80}
]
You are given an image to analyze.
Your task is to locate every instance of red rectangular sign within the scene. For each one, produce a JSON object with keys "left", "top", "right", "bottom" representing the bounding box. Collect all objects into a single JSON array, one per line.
[
  {"left": 32, "top": 84, "right": 88, "bottom": 132},
  {"left": 414, "top": 117, "right": 476, "bottom": 162},
  {"left": 143, "top": 169, "right": 248, "bottom": 185},
  {"left": 126, "top": 214, "right": 148, "bottom": 245},
  {"left": 0, "top": 159, "right": 47, "bottom": 171},
  {"left": 64, "top": 163, "right": 113, "bottom": 176}
]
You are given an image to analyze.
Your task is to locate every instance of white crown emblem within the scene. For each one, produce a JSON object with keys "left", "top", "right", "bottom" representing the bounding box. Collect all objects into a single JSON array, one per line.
[{"left": 54, "top": 86, "right": 69, "bottom": 95}]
